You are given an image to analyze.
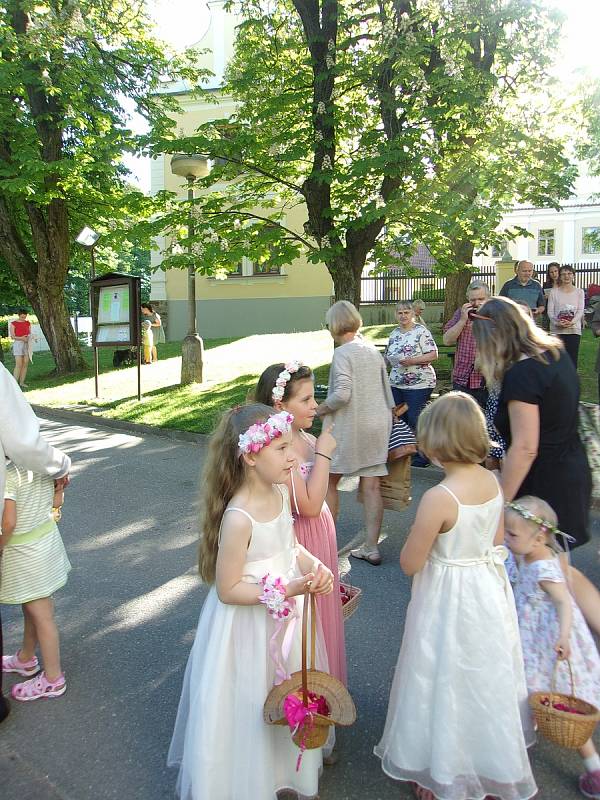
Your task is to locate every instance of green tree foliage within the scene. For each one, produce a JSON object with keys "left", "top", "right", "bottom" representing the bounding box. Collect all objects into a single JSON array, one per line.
[
  {"left": 157, "top": 0, "right": 575, "bottom": 312},
  {"left": 0, "top": 0, "right": 199, "bottom": 373}
]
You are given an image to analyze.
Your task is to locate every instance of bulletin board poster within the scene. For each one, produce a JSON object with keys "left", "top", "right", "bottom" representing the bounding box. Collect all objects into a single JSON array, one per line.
[{"left": 98, "top": 285, "right": 130, "bottom": 325}]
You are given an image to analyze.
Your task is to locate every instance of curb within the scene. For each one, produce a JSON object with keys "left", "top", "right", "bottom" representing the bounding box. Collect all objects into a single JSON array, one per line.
[{"left": 31, "top": 404, "right": 208, "bottom": 445}]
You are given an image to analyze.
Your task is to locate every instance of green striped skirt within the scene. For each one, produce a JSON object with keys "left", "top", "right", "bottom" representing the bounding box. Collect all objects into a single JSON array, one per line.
[{"left": 0, "top": 520, "right": 71, "bottom": 604}]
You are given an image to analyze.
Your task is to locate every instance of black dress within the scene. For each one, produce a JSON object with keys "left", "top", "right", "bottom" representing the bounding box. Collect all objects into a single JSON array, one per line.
[{"left": 495, "top": 350, "right": 591, "bottom": 548}]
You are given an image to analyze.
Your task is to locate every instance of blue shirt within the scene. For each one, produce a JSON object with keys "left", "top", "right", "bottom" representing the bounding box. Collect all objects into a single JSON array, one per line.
[{"left": 499, "top": 277, "right": 545, "bottom": 310}]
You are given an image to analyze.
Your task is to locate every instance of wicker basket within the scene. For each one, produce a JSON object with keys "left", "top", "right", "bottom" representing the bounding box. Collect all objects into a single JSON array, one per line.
[
  {"left": 264, "top": 593, "right": 356, "bottom": 749},
  {"left": 340, "top": 581, "right": 362, "bottom": 621},
  {"left": 529, "top": 659, "right": 600, "bottom": 749}
]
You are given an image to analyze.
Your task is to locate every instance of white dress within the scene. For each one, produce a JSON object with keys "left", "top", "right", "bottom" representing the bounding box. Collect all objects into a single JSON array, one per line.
[
  {"left": 375, "top": 482, "right": 537, "bottom": 800},
  {"left": 168, "top": 484, "right": 328, "bottom": 800},
  {"left": 513, "top": 557, "right": 600, "bottom": 706}
]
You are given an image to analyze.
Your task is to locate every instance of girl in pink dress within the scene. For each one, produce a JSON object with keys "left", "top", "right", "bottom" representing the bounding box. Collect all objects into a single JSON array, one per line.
[{"left": 256, "top": 362, "right": 347, "bottom": 685}]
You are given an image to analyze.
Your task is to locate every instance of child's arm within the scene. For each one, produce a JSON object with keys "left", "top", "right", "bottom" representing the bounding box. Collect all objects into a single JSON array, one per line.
[
  {"left": 540, "top": 579, "right": 573, "bottom": 660},
  {"left": 53, "top": 484, "right": 64, "bottom": 509},
  {"left": 216, "top": 511, "right": 314, "bottom": 605},
  {"left": 295, "top": 543, "right": 334, "bottom": 595},
  {"left": 286, "top": 427, "right": 336, "bottom": 517},
  {"left": 400, "top": 486, "right": 453, "bottom": 576},
  {"left": 1, "top": 499, "right": 16, "bottom": 549}
]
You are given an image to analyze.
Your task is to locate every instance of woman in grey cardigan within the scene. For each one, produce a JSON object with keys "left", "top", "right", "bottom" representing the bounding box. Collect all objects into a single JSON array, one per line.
[{"left": 316, "top": 301, "right": 394, "bottom": 565}]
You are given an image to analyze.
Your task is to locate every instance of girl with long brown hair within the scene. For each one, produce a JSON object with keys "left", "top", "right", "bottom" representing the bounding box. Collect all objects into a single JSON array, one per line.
[{"left": 168, "top": 404, "right": 334, "bottom": 800}]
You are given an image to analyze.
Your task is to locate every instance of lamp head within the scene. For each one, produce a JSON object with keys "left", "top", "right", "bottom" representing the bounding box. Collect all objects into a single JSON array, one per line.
[{"left": 76, "top": 226, "right": 100, "bottom": 248}]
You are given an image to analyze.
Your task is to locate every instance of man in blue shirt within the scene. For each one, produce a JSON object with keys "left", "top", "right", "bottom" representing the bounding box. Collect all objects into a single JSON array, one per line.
[{"left": 499, "top": 260, "right": 545, "bottom": 317}]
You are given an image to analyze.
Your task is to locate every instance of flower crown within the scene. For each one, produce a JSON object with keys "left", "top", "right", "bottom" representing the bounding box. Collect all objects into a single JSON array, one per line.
[
  {"left": 238, "top": 411, "right": 294, "bottom": 455},
  {"left": 505, "top": 502, "right": 574, "bottom": 544},
  {"left": 272, "top": 361, "right": 303, "bottom": 402}
]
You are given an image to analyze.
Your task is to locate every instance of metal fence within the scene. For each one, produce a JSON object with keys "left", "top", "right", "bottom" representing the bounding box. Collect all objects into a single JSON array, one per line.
[
  {"left": 360, "top": 262, "right": 600, "bottom": 304},
  {"left": 360, "top": 270, "right": 496, "bottom": 305}
]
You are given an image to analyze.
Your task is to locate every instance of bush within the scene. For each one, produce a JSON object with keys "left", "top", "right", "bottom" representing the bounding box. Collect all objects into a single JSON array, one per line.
[{"left": 412, "top": 288, "right": 445, "bottom": 302}]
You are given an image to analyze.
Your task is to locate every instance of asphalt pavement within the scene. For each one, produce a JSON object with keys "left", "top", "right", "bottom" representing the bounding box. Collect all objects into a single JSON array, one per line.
[{"left": 1, "top": 414, "right": 599, "bottom": 800}]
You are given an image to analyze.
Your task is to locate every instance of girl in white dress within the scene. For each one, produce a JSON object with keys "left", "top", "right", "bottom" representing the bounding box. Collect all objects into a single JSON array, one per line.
[
  {"left": 375, "top": 392, "right": 536, "bottom": 800},
  {"left": 505, "top": 497, "right": 600, "bottom": 800},
  {"left": 168, "top": 404, "right": 334, "bottom": 800}
]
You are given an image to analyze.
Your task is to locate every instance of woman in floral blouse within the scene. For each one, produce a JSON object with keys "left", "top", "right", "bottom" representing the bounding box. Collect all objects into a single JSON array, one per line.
[{"left": 384, "top": 301, "right": 438, "bottom": 455}]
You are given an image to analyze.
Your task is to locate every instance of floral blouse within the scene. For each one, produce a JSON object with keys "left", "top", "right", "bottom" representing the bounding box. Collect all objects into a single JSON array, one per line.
[{"left": 385, "top": 324, "right": 437, "bottom": 390}]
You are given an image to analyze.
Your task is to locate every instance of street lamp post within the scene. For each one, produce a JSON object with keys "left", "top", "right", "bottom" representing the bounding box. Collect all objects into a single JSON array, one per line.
[
  {"left": 76, "top": 226, "right": 100, "bottom": 395},
  {"left": 170, "top": 154, "right": 210, "bottom": 385}
]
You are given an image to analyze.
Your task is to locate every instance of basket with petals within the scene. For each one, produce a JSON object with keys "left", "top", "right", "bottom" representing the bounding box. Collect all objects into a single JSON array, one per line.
[
  {"left": 529, "top": 659, "right": 600, "bottom": 749},
  {"left": 339, "top": 580, "right": 362, "bottom": 621},
  {"left": 264, "top": 593, "right": 356, "bottom": 752}
]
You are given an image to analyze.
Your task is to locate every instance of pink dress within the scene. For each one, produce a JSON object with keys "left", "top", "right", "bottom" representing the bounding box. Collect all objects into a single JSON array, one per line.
[{"left": 291, "top": 458, "right": 347, "bottom": 685}]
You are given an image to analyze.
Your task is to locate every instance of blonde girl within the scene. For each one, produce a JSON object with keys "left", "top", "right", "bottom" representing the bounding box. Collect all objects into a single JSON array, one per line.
[
  {"left": 375, "top": 392, "right": 535, "bottom": 800},
  {"left": 505, "top": 497, "right": 600, "bottom": 800},
  {"left": 1, "top": 464, "right": 70, "bottom": 701},
  {"left": 168, "top": 404, "right": 334, "bottom": 800},
  {"left": 255, "top": 362, "right": 346, "bottom": 685}
]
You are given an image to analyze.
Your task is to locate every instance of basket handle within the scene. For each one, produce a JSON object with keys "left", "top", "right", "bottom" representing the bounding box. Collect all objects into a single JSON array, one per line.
[
  {"left": 550, "top": 657, "right": 576, "bottom": 704},
  {"left": 300, "top": 592, "right": 317, "bottom": 705}
]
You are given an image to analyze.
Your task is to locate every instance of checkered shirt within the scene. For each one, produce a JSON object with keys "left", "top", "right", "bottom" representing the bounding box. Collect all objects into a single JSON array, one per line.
[{"left": 443, "top": 309, "right": 484, "bottom": 389}]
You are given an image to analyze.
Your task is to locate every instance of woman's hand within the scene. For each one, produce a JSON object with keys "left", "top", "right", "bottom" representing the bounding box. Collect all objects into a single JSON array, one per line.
[
  {"left": 398, "top": 358, "right": 413, "bottom": 367},
  {"left": 315, "top": 424, "right": 336, "bottom": 458}
]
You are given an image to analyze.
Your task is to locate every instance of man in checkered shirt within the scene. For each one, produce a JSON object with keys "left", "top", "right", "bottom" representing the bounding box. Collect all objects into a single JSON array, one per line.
[{"left": 442, "top": 280, "right": 491, "bottom": 409}]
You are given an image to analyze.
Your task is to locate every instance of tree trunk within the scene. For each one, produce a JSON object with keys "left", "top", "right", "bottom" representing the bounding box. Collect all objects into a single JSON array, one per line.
[
  {"left": 327, "top": 254, "right": 363, "bottom": 308},
  {"left": 30, "top": 287, "right": 86, "bottom": 374},
  {"left": 0, "top": 197, "right": 86, "bottom": 374},
  {"left": 443, "top": 239, "right": 475, "bottom": 323}
]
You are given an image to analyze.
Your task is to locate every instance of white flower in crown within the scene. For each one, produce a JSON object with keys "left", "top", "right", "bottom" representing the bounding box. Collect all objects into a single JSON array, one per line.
[{"left": 271, "top": 361, "right": 303, "bottom": 402}]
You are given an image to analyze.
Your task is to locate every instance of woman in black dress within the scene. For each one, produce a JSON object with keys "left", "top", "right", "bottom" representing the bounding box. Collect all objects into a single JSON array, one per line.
[{"left": 472, "top": 296, "right": 590, "bottom": 547}]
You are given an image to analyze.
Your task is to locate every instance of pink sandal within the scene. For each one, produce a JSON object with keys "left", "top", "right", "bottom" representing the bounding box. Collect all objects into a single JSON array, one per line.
[
  {"left": 11, "top": 670, "right": 66, "bottom": 702},
  {"left": 2, "top": 652, "right": 39, "bottom": 677}
]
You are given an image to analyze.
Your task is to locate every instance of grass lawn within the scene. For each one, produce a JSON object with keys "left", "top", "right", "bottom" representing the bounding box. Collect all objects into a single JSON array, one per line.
[{"left": 5, "top": 325, "right": 596, "bottom": 435}]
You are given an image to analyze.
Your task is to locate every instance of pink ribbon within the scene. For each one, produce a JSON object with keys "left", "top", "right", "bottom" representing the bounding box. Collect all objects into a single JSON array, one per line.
[
  {"left": 270, "top": 614, "right": 298, "bottom": 685},
  {"left": 283, "top": 693, "right": 318, "bottom": 730},
  {"left": 283, "top": 693, "right": 318, "bottom": 770}
]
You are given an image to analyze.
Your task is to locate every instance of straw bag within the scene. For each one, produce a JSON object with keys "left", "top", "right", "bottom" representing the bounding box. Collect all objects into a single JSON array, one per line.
[
  {"left": 263, "top": 593, "right": 356, "bottom": 750},
  {"left": 529, "top": 659, "right": 600, "bottom": 749}
]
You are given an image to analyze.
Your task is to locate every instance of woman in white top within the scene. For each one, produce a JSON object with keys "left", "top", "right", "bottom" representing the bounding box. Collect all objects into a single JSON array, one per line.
[{"left": 547, "top": 265, "right": 585, "bottom": 367}]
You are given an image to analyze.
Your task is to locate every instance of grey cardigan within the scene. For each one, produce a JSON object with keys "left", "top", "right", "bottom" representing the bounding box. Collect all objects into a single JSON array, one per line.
[{"left": 323, "top": 337, "right": 394, "bottom": 474}]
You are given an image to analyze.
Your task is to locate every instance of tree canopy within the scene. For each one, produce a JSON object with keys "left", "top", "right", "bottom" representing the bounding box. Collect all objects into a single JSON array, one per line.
[
  {"left": 0, "top": 0, "right": 199, "bottom": 372},
  {"left": 157, "top": 0, "right": 575, "bottom": 310}
]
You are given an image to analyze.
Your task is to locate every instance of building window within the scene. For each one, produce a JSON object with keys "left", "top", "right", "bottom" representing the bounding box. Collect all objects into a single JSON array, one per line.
[
  {"left": 538, "top": 229, "right": 555, "bottom": 256},
  {"left": 583, "top": 227, "right": 600, "bottom": 255},
  {"left": 252, "top": 261, "right": 281, "bottom": 275}
]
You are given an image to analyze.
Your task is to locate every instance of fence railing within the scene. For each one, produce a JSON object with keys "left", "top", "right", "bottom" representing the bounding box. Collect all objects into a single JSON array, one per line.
[
  {"left": 360, "top": 262, "right": 600, "bottom": 305},
  {"left": 360, "top": 270, "right": 496, "bottom": 305}
]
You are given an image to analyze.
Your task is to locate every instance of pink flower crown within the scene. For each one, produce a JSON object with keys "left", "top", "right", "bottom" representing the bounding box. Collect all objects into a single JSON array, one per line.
[
  {"left": 272, "top": 360, "right": 303, "bottom": 402},
  {"left": 238, "top": 411, "right": 294, "bottom": 455}
]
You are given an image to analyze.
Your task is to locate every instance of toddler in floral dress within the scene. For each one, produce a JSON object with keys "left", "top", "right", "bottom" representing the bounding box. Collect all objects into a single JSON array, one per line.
[{"left": 505, "top": 496, "right": 600, "bottom": 799}]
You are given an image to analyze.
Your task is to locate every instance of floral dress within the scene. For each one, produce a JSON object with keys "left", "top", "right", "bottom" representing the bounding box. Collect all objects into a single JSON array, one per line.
[
  {"left": 385, "top": 324, "right": 437, "bottom": 389},
  {"left": 513, "top": 557, "right": 600, "bottom": 705}
]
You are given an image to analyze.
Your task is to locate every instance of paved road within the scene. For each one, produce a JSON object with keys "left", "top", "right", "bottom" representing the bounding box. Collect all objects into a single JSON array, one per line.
[{"left": 1, "top": 416, "right": 599, "bottom": 799}]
